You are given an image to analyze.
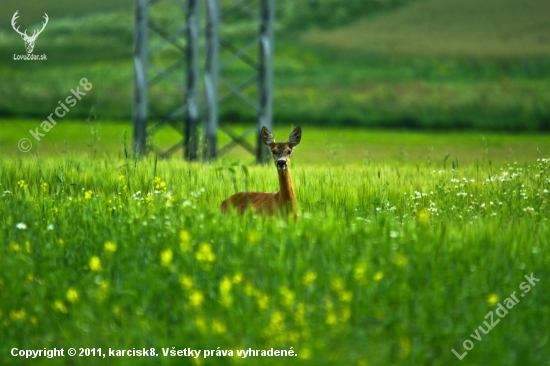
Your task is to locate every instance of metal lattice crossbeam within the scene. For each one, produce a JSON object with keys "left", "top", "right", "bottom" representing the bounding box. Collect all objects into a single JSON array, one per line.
[{"left": 148, "top": 23, "right": 187, "bottom": 52}]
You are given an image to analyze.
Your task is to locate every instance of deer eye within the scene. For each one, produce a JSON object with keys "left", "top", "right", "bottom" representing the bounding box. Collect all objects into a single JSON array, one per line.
[{"left": 272, "top": 150, "right": 277, "bottom": 155}]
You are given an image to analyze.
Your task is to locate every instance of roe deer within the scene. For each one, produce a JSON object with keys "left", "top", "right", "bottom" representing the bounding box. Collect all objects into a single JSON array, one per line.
[{"left": 220, "top": 126, "right": 301, "bottom": 215}]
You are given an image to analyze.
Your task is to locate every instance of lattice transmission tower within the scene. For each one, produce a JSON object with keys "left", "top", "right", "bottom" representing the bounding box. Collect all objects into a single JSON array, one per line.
[{"left": 133, "top": 0, "right": 274, "bottom": 162}]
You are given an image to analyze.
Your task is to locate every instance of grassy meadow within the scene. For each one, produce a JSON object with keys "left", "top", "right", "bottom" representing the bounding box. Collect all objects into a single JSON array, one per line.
[
  {"left": 2, "top": 120, "right": 550, "bottom": 163},
  {"left": 1, "top": 124, "right": 550, "bottom": 365}
]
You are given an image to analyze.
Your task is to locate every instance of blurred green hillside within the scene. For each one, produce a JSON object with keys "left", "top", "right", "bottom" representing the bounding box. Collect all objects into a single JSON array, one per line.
[
  {"left": 304, "top": 0, "right": 550, "bottom": 58},
  {"left": 0, "top": 0, "right": 549, "bottom": 130}
]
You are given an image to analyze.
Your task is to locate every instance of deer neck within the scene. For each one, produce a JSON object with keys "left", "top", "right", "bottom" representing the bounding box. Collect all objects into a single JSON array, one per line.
[{"left": 277, "top": 168, "right": 296, "bottom": 208}]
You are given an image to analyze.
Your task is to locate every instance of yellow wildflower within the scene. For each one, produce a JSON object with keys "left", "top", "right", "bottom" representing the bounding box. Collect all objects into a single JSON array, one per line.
[
  {"left": 299, "top": 347, "right": 311, "bottom": 360},
  {"left": 325, "top": 312, "right": 337, "bottom": 325},
  {"left": 340, "top": 307, "right": 352, "bottom": 323},
  {"left": 118, "top": 173, "right": 124, "bottom": 181},
  {"left": 96, "top": 280, "right": 109, "bottom": 302},
  {"left": 9, "top": 242, "right": 20, "bottom": 252},
  {"left": 179, "top": 230, "right": 191, "bottom": 252},
  {"left": 339, "top": 291, "right": 353, "bottom": 303},
  {"left": 417, "top": 209, "right": 430, "bottom": 224},
  {"left": 41, "top": 182, "right": 48, "bottom": 192},
  {"left": 195, "top": 243, "right": 216, "bottom": 267},
  {"left": 257, "top": 294, "right": 269, "bottom": 311},
  {"left": 232, "top": 272, "right": 243, "bottom": 284},
  {"left": 166, "top": 195, "right": 175, "bottom": 206},
  {"left": 302, "top": 271, "right": 317, "bottom": 286},
  {"left": 179, "top": 275, "right": 194, "bottom": 290},
  {"left": 487, "top": 293, "right": 499, "bottom": 306},
  {"left": 285, "top": 331, "right": 300, "bottom": 343},
  {"left": 221, "top": 294, "right": 233, "bottom": 308},
  {"left": 104, "top": 241, "right": 117, "bottom": 256},
  {"left": 17, "top": 180, "right": 27, "bottom": 188},
  {"left": 280, "top": 286, "right": 296, "bottom": 308},
  {"left": 265, "top": 311, "right": 285, "bottom": 337},
  {"left": 295, "top": 302, "right": 307, "bottom": 326},
  {"left": 89, "top": 256, "right": 103, "bottom": 272},
  {"left": 189, "top": 290, "right": 204, "bottom": 307},
  {"left": 10, "top": 309, "right": 26, "bottom": 321},
  {"left": 243, "top": 281, "right": 255, "bottom": 297},
  {"left": 399, "top": 336, "right": 412, "bottom": 358},
  {"left": 212, "top": 319, "right": 227, "bottom": 334},
  {"left": 394, "top": 254, "right": 408, "bottom": 267},
  {"left": 330, "top": 277, "right": 344, "bottom": 292},
  {"left": 220, "top": 276, "right": 232, "bottom": 294},
  {"left": 52, "top": 301, "right": 68, "bottom": 314},
  {"left": 66, "top": 288, "right": 79, "bottom": 303},
  {"left": 160, "top": 249, "right": 173, "bottom": 268},
  {"left": 246, "top": 230, "right": 260, "bottom": 245},
  {"left": 354, "top": 262, "right": 368, "bottom": 285},
  {"left": 84, "top": 190, "right": 93, "bottom": 200},
  {"left": 195, "top": 316, "right": 207, "bottom": 333},
  {"left": 219, "top": 276, "right": 233, "bottom": 307},
  {"left": 373, "top": 271, "right": 384, "bottom": 282},
  {"left": 99, "top": 280, "right": 109, "bottom": 291},
  {"left": 154, "top": 177, "right": 167, "bottom": 194}
]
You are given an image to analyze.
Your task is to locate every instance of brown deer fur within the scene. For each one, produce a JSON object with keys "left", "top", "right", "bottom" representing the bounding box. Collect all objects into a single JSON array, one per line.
[{"left": 220, "top": 126, "right": 301, "bottom": 215}]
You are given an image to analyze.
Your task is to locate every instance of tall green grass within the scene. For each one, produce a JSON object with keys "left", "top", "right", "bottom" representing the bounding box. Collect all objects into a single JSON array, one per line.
[{"left": 1, "top": 153, "right": 549, "bottom": 365}]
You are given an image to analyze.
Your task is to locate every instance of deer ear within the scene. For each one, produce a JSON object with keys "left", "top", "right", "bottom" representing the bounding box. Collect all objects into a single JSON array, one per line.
[
  {"left": 261, "top": 126, "right": 274, "bottom": 147},
  {"left": 288, "top": 126, "right": 301, "bottom": 148}
]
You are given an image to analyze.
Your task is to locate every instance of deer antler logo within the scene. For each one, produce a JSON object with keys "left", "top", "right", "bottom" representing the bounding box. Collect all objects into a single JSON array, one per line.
[{"left": 11, "top": 11, "right": 49, "bottom": 54}]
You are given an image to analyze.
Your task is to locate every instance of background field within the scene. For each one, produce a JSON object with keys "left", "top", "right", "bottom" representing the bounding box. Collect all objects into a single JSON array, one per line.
[
  {"left": 1, "top": 0, "right": 550, "bottom": 130},
  {"left": 2, "top": 120, "right": 550, "bottom": 164},
  {"left": 303, "top": 0, "right": 550, "bottom": 58}
]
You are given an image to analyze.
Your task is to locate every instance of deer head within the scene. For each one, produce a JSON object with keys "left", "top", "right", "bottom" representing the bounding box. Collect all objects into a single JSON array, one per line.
[
  {"left": 261, "top": 126, "right": 302, "bottom": 171},
  {"left": 11, "top": 11, "right": 49, "bottom": 54}
]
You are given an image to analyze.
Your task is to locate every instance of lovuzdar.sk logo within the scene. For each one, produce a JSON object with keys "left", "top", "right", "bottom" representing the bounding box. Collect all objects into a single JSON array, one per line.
[{"left": 11, "top": 10, "right": 48, "bottom": 61}]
